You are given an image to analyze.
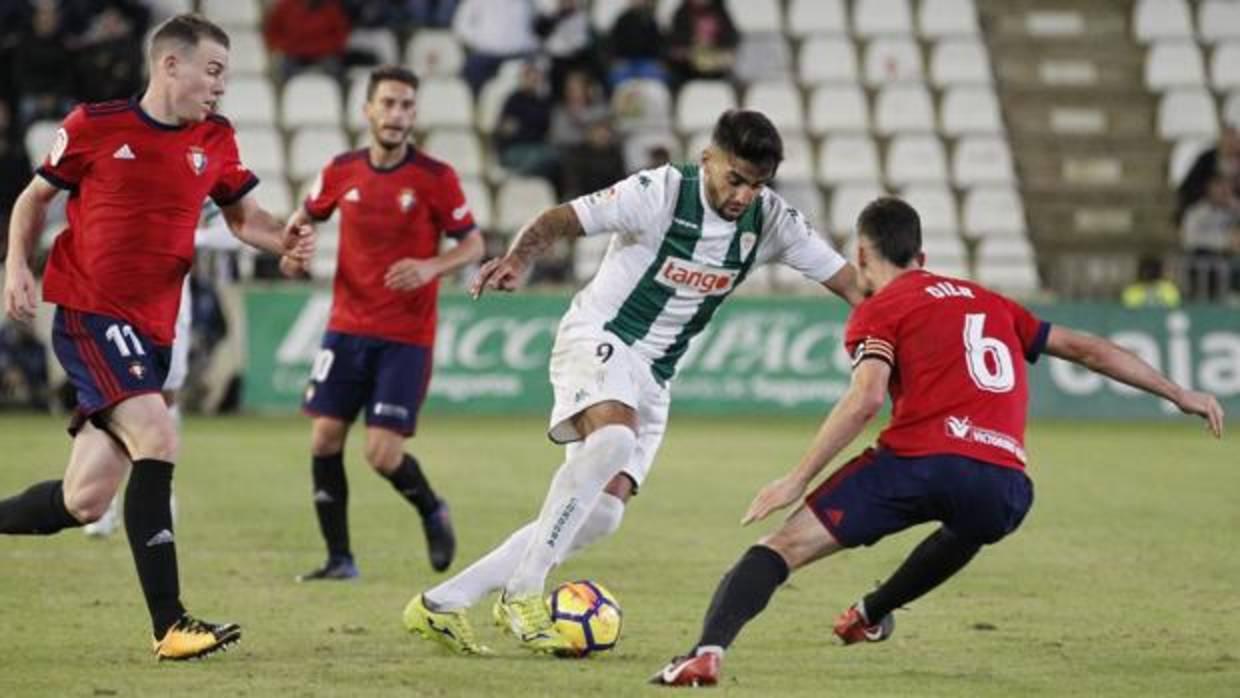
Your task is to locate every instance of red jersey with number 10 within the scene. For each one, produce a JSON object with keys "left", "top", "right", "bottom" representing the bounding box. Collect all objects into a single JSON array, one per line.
[
  {"left": 304, "top": 147, "right": 476, "bottom": 346},
  {"left": 37, "top": 99, "right": 258, "bottom": 345},
  {"left": 844, "top": 270, "right": 1051, "bottom": 470}
]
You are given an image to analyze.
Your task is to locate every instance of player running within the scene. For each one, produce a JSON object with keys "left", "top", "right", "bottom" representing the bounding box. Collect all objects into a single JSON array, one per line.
[
  {"left": 280, "top": 65, "right": 483, "bottom": 582},
  {"left": 650, "top": 197, "right": 1224, "bottom": 687},
  {"left": 0, "top": 14, "right": 314, "bottom": 660},
  {"left": 404, "top": 109, "right": 863, "bottom": 655}
]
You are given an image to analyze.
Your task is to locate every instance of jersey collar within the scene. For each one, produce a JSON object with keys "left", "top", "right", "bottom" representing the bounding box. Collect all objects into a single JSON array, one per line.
[
  {"left": 367, "top": 144, "right": 416, "bottom": 173},
  {"left": 129, "top": 95, "right": 186, "bottom": 131}
]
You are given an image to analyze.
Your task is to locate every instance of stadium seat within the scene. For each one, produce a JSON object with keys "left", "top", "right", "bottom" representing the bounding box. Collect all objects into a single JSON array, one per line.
[
  {"left": 310, "top": 221, "right": 340, "bottom": 280},
  {"left": 683, "top": 130, "right": 714, "bottom": 163},
  {"left": 918, "top": 0, "right": 980, "bottom": 37},
  {"left": 1157, "top": 89, "right": 1219, "bottom": 138},
  {"left": 930, "top": 39, "right": 993, "bottom": 86},
  {"left": 591, "top": 0, "right": 628, "bottom": 32},
  {"left": 952, "top": 136, "right": 1016, "bottom": 186},
  {"left": 735, "top": 33, "right": 793, "bottom": 83},
  {"left": 920, "top": 236, "right": 969, "bottom": 278},
  {"left": 808, "top": 84, "right": 870, "bottom": 134},
  {"left": 902, "top": 185, "right": 959, "bottom": 236},
  {"left": 853, "top": 0, "right": 914, "bottom": 36},
  {"left": 573, "top": 234, "right": 612, "bottom": 284},
  {"left": 725, "top": 0, "right": 782, "bottom": 33},
  {"left": 1210, "top": 43, "right": 1240, "bottom": 89},
  {"left": 656, "top": 0, "right": 680, "bottom": 28},
  {"left": 1168, "top": 138, "right": 1212, "bottom": 185},
  {"left": 771, "top": 180, "right": 827, "bottom": 231},
  {"left": 253, "top": 177, "right": 293, "bottom": 219},
  {"left": 874, "top": 84, "right": 936, "bottom": 134},
  {"left": 288, "top": 127, "right": 349, "bottom": 181},
  {"left": 475, "top": 60, "right": 524, "bottom": 133},
  {"left": 743, "top": 82, "right": 803, "bottom": 132},
  {"left": 775, "top": 132, "right": 815, "bottom": 182},
  {"left": 676, "top": 81, "right": 737, "bottom": 133},
  {"left": 407, "top": 30, "right": 466, "bottom": 78},
  {"left": 418, "top": 77, "right": 475, "bottom": 130},
  {"left": 1225, "top": 91, "right": 1240, "bottom": 126},
  {"left": 1133, "top": 0, "right": 1194, "bottom": 42},
  {"left": 344, "top": 70, "right": 370, "bottom": 132},
  {"left": 228, "top": 29, "right": 268, "bottom": 76},
  {"left": 830, "top": 183, "right": 885, "bottom": 235},
  {"left": 886, "top": 135, "right": 949, "bottom": 186},
  {"left": 864, "top": 37, "right": 924, "bottom": 84},
  {"left": 940, "top": 87, "right": 1004, "bottom": 135},
  {"left": 975, "top": 238, "right": 1039, "bottom": 292},
  {"left": 147, "top": 0, "right": 192, "bottom": 18},
  {"left": 222, "top": 77, "right": 276, "bottom": 126},
  {"left": 1144, "top": 41, "right": 1206, "bottom": 89},
  {"left": 22, "top": 119, "right": 58, "bottom": 165},
  {"left": 281, "top": 73, "right": 343, "bottom": 128},
  {"left": 348, "top": 29, "right": 399, "bottom": 66},
  {"left": 818, "top": 135, "right": 881, "bottom": 184},
  {"left": 798, "top": 36, "right": 859, "bottom": 85},
  {"left": 234, "top": 126, "right": 286, "bottom": 180},
  {"left": 458, "top": 177, "right": 493, "bottom": 231},
  {"left": 612, "top": 79, "right": 674, "bottom": 134},
  {"left": 1199, "top": 0, "right": 1240, "bottom": 43},
  {"left": 786, "top": 0, "right": 848, "bottom": 37},
  {"left": 200, "top": 0, "right": 259, "bottom": 27},
  {"left": 962, "top": 186, "right": 1027, "bottom": 239},
  {"left": 623, "top": 131, "right": 680, "bottom": 172},
  {"left": 496, "top": 177, "right": 556, "bottom": 233},
  {"left": 422, "top": 129, "right": 485, "bottom": 179}
]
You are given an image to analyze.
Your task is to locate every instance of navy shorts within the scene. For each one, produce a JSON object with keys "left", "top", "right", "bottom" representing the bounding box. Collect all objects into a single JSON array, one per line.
[
  {"left": 806, "top": 448, "right": 1034, "bottom": 547},
  {"left": 302, "top": 331, "right": 433, "bottom": 436},
  {"left": 51, "top": 307, "right": 171, "bottom": 433}
]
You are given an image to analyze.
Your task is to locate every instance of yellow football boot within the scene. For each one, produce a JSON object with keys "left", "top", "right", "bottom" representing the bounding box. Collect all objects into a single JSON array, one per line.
[
  {"left": 152, "top": 615, "right": 241, "bottom": 661},
  {"left": 492, "top": 593, "right": 576, "bottom": 656},
  {"left": 403, "top": 594, "right": 491, "bottom": 656}
]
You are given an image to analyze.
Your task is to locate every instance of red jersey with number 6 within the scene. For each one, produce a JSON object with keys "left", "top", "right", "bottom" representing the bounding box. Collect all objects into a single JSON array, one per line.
[
  {"left": 844, "top": 270, "right": 1051, "bottom": 470},
  {"left": 304, "top": 148, "right": 476, "bottom": 346},
  {"left": 36, "top": 98, "right": 258, "bottom": 345}
]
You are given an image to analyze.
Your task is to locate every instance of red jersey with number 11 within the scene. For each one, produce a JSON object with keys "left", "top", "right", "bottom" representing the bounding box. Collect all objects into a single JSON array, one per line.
[{"left": 844, "top": 270, "right": 1051, "bottom": 470}]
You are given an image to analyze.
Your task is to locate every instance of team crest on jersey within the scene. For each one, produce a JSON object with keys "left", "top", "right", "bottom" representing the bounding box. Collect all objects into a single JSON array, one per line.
[
  {"left": 128, "top": 361, "right": 147, "bottom": 380},
  {"left": 398, "top": 189, "right": 416, "bottom": 212},
  {"left": 49, "top": 128, "right": 69, "bottom": 166},
  {"left": 739, "top": 232, "right": 758, "bottom": 258},
  {"left": 186, "top": 146, "right": 207, "bottom": 175}
]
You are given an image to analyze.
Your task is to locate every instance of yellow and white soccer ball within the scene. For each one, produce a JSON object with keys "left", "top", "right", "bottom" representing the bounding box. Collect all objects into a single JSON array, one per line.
[{"left": 548, "top": 580, "right": 622, "bottom": 657}]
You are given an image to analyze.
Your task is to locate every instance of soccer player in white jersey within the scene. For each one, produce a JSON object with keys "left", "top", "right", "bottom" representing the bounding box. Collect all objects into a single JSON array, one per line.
[{"left": 403, "top": 110, "right": 865, "bottom": 655}]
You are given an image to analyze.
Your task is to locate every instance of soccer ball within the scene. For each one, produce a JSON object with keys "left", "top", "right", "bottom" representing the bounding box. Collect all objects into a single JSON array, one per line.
[{"left": 548, "top": 580, "right": 622, "bottom": 657}]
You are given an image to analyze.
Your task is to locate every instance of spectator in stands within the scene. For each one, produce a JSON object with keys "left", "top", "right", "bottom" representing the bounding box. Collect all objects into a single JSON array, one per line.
[
  {"left": 1182, "top": 175, "right": 1240, "bottom": 302},
  {"left": 608, "top": 0, "right": 667, "bottom": 88},
  {"left": 0, "top": 100, "right": 32, "bottom": 230},
  {"left": 263, "top": 0, "right": 353, "bottom": 80},
  {"left": 453, "top": 0, "right": 539, "bottom": 94},
  {"left": 495, "top": 61, "right": 558, "bottom": 184},
  {"left": 0, "top": 320, "right": 49, "bottom": 410},
  {"left": 549, "top": 71, "right": 609, "bottom": 148},
  {"left": 645, "top": 144, "right": 672, "bottom": 169},
  {"left": 74, "top": 3, "right": 150, "bottom": 103},
  {"left": 560, "top": 122, "right": 625, "bottom": 201},
  {"left": 666, "top": 0, "right": 738, "bottom": 89},
  {"left": 1177, "top": 125, "right": 1240, "bottom": 224},
  {"left": 11, "top": 0, "right": 77, "bottom": 124},
  {"left": 407, "top": 0, "right": 459, "bottom": 28},
  {"left": 536, "top": 0, "right": 600, "bottom": 100},
  {"left": 1121, "top": 255, "right": 1181, "bottom": 309}
]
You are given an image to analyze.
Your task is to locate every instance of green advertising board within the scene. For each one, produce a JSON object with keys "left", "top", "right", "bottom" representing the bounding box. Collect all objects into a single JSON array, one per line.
[{"left": 244, "top": 287, "right": 1240, "bottom": 419}]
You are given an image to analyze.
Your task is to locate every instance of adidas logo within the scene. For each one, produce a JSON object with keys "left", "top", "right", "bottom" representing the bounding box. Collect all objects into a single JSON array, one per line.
[
  {"left": 344, "top": 188, "right": 360, "bottom": 202},
  {"left": 145, "top": 529, "right": 175, "bottom": 547},
  {"left": 113, "top": 143, "right": 136, "bottom": 160},
  {"left": 313, "top": 489, "right": 334, "bottom": 504}
]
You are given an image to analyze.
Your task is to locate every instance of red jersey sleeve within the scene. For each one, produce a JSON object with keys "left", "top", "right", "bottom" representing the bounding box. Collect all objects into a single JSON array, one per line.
[
  {"left": 429, "top": 167, "right": 477, "bottom": 239},
  {"left": 844, "top": 299, "right": 898, "bottom": 369},
  {"left": 1001, "top": 296, "right": 1051, "bottom": 363},
  {"left": 303, "top": 162, "right": 343, "bottom": 221},
  {"left": 36, "top": 106, "right": 93, "bottom": 190},
  {"left": 209, "top": 129, "right": 259, "bottom": 206}
]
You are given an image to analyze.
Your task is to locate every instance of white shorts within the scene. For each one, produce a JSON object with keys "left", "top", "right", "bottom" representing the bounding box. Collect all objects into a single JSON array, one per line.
[
  {"left": 163, "top": 278, "right": 192, "bottom": 392},
  {"left": 547, "top": 318, "right": 670, "bottom": 488}
]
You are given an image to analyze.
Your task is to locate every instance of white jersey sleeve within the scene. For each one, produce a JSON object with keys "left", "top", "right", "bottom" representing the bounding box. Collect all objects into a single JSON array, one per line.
[
  {"left": 763, "top": 192, "right": 847, "bottom": 283},
  {"left": 569, "top": 165, "right": 674, "bottom": 241}
]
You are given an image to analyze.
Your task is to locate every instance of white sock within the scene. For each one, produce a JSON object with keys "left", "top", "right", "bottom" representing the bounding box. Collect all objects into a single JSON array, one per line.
[{"left": 505, "top": 425, "right": 636, "bottom": 597}]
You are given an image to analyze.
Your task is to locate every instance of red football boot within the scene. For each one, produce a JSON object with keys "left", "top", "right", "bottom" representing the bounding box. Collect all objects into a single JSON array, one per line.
[
  {"left": 649, "top": 651, "right": 721, "bottom": 687},
  {"left": 833, "top": 603, "right": 895, "bottom": 645}
]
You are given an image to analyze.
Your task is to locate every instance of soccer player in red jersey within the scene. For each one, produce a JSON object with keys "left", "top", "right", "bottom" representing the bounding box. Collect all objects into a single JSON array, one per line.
[
  {"left": 0, "top": 14, "right": 314, "bottom": 660},
  {"left": 279, "top": 66, "right": 483, "bottom": 582},
  {"left": 652, "top": 197, "right": 1225, "bottom": 687}
]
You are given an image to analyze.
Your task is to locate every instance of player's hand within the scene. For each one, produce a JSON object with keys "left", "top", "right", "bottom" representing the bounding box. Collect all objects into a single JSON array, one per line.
[
  {"left": 281, "top": 220, "right": 316, "bottom": 264},
  {"left": 278, "top": 254, "right": 309, "bottom": 278},
  {"left": 3, "top": 263, "right": 38, "bottom": 324},
  {"left": 741, "top": 475, "right": 808, "bottom": 526},
  {"left": 385, "top": 257, "right": 440, "bottom": 292},
  {"left": 1175, "top": 389, "right": 1225, "bottom": 438},
  {"left": 470, "top": 255, "right": 526, "bottom": 299}
]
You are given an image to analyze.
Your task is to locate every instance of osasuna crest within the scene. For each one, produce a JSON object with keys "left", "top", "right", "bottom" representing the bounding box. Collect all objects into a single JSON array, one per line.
[
  {"left": 739, "top": 232, "right": 758, "bottom": 258},
  {"left": 128, "top": 361, "right": 147, "bottom": 380},
  {"left": 186, "top": 146, "right": 207, "bottom": 175},
  {"left": 398, "top": 189, "right": 416, "bottom": 212}
]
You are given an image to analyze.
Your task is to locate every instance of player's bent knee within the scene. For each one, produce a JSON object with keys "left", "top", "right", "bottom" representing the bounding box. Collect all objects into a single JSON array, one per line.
[
  {"left": 63, "top": 487, "right": 109, "bottom": 524},
  {"left": 583, "top": 424, "right": 638, "bottom": 467},
  {"left": 363, "top": 433, "right": 403, "bottom": 473},
  {"left": 310, "top": 419, "right": 348, "bottom": 457}
]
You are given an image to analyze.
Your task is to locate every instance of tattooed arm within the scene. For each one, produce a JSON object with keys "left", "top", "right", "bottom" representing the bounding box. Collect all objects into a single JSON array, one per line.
[{"left": 470, "top": 204, "right": 584, "bottom": 298}]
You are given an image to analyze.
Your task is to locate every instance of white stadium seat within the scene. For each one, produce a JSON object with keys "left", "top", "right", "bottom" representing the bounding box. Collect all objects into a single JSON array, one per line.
[
  {"left": 854, "top": 0, "right": 913, "bottom": 36},
  {"left": 345, "top": 71, "right": 370, "bottom": 132},
  {"left": 228, "top": 29, "right": 268, "bottom": 76},
  {"left": 676, "top": 81, "right": 737, "bottom": 133},
  {"left": 591, "top": 0, "right": 629, "bottom": 32},
  {"left": 419, "top": 77, "right": 475, "bottom": 129},
  {"left": 743, "top": 82, "right": 803, "bottom": 132},
  {"left": 476, "top": 60, "right": 524, "bottom": 133},
  {"left": 919, "top": 0, "right": 980, "bottom": 37},
  {"left": 975, "top": 238, "right": 1040, "bottom": 293},
  {"left": 953, "top": 137, "right": 1016, "bottom": 186},
  {"left": 1144, "top": 41, "right": 1206, "bottom": 89},
  {"left": 623, "top": 131, "right": 680, "bottom": 172},
  {"left": 234, "top": 126, "right": 286, "bottom": 180},
  {"left": 963, "top": 186, "right": 1027, "bottom": 239},
  {"left": 902, "top": 185, "right": 959, "bottom": 236},
  {"left": 458, "top": 177, "right": 493, "bottom": 230},
  {"left": 1168, "top": 138, "right": 1212, "bottom": 185},
  {"left": 886, "top": 135, "right": 949, "bottom": 185},
  {"left": 347, "top": 29, "right": 399, "bottom": 66},
  {"left": 1224, "top": 91, "right": 1240, "bottom": 126},
  {"left": 940, "top": 87, "right": 1004, "bottom": 135},
  {"left": 496, "top": 177, "right": 556, "bottom": 233},
  {"left": 222, "top": 77, "right": 276, "bottom": 126},
  {"left": 787, "top": 0, "right": 848, "bottom": 37},
  {"left": 1210, "top": 42, "right": 1240, "bottom": 89},
  {"left": 808, "top": 84, "right": 870, "bottom": 134},
  {"left": 725, "top": 0, "right": 782, "bottom": 33},
  {"left": 288, "top": 127, "right": 349, "bottom": 181},
  {"left": 864, "top": 37, "right": 924, "bottom": 84},
  {"left": 735, "top": 33, "right": 793, "bottom": 83},
  {"left": 148, "top": 0, "right": 192, "bottom": 18},
  {"left": 200, "top": 0, "right": 259, "bottom": 27},
  {"left": 930, "top": 39, "right": 993, "bottom": 85},
  {"left": 1133, "top": 0, "right": 1194, "bottom": 42},
  {"left": 874, "top": 84, "right": 936, "bottom": 133},
  {"left": 684, "top": 130, "right": 714, "bottom": 163},
  {"left": 23, "top": 119, "right": 58, "bottom": 165},
  {"left": 830, "top": 183, "right": 885, "bottom": 235},
  {"left": 281, "top": 73, "right": 343, "bottom": 128},
  {"left": 253, "top": 177, "right": 292, "bottom": 219},
  {"left": 921, "top": 236, "right": 970, "bottom": 279},
  {"left": 422, "top": 129, "right": 484, "bottom": 179},
  {"left": 1199, "top": 0, "right": 1240, "bottom": 43},
  {"left": 775, "top": 132, "right": 815, "bottom": 182},
  {"left": 612, "top": 79, "right": 674, "bottom": 134},
  {"left": 771, "top": 180, "right": 826, "bottom": 231},
  {"left": 798, "top": 36, "right": 859, "bottom": 85},
  {"left": 818, "top": 135, "right": 881, "bottom": 184},
  {"left": 408, "top": 30, "right": 466, "bottom": 78},
  {"left": 1157, "top": 89, "right": 1219, "bottom": 138}
]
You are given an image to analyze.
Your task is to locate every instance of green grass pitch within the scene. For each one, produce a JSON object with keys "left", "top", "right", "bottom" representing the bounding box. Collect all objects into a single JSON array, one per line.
[{"left": 0, "top": 413, "right": 1236, "bottom": 696}]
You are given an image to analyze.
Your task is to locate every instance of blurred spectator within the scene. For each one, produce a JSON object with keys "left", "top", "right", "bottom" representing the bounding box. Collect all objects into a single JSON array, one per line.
[
  {"left": 0, "top": 100, "right": 33, "bottom": 228},
  {"left": 560, "top": 122, "right": 625, "bottom": 200},
  {"left": 263, "top": 0, "right": 353, "bottom": 80},
  {"left": 453, "top": 0, "right": 539, "bottom": 94},
  {"left": 1121, "top": 255, "right": 1181, "bottom": 308},
  {"left": 0, "top": 320, "right": 48, "bottom": 410},
  {"left": 407, "top": 0, "right": 460, "bottom": 28},
  {"left": 549, "top": 71, "right": 609, "bottom": 148},
  {"left": 1182, "top": 175, "right": 1239, "bottom": 301},
  {"left": 74, "top": 3, "right": 150, "bottom": 103},
  {"left": 536, "top": 0, "right": 599, "bottom": 99},
  {"left": 667, "top": 0, "right": 738, "bottom": 88},
  {"left": 12, "top": 0, "right": 77, "bottom": 124},
  {"left": 645, "top": 144, "right": 671, "bottom": 169},
  {"left": 608, "top": 0, "right": 667, "bottom": 87},
  {"left": 495, "top": 61, "right": 557, "bottom": 183},
  {"left": 1177, "top": 125, "right": 1240, "bottom": 224},
  {"left": 346, "top": 0, "right": 458, "bottom": 29}
]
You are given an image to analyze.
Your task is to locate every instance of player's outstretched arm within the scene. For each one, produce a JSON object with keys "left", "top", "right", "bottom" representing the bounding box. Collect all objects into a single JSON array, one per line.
[
  {"left": 3, "top": 177, "right": 59, "bottom": 323},
  {"left": 1045, "top": 325, "right": 1224, "bottom": 438},
  {"left": 470, "top": 204, "right": 583, "bottom": 299},
  {"left": 385, "top": 228, "right": 484, "bottom": 292},
  {"left": 820, "top": 264, "right": 866, "bottom": 307},
  {"left": 221, "top": 194, "right": 316, "bottom": 265},
  {"left": 742, "top": 359, "right": 890, "bottom": 525},
  {"left": 276, "top": 207, "right": 316, "bottom": 278}
]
